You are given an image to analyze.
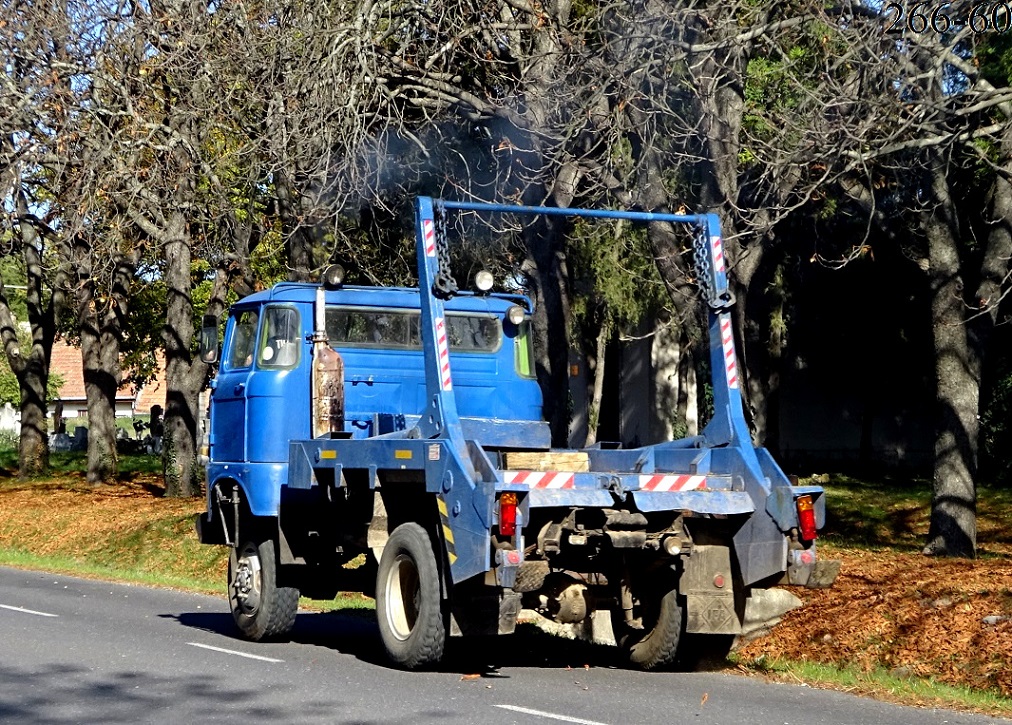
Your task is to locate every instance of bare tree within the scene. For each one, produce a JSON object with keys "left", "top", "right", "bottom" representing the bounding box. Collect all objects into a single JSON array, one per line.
[
  {"left": 7, "top": 0, "right": 1007, "bottom": 539},
  {"left": 0, "top": 0, "right": 84, "bottom": 476},
  {"left": 828, "top": 15, "right": 1012, "bottom": 557},
  {"left": 93, "top": 0, "right": 267, "bottom": 494},
  {"left": 207, "top": 0, "right": 601, "bottom": 442}
]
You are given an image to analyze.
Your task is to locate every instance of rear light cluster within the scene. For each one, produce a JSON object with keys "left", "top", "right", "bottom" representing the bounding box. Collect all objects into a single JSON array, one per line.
[
  {"left": 499, "top": 492, "right": 518, "bottom": 537},
  {"left": 796, "top": 495, "right": 817, "bottom": 542}
]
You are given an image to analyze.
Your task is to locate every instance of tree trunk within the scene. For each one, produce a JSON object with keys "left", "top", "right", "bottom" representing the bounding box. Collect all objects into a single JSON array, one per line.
[
  {"left": 650, "top": 321, "right": 696, "bottom": 441},
  {"left": 522, "top": 212, "right": 574, "bottom": 447},
  {"left": 921, "top": 157, "right": 977, "bottom": 558},
  {"left": 736, "top": 255, "right": 786, "bottom": 450},
  {"left": 79, "top": 312, "right": 121, "bottom": 484},
  {"left": 77, "top": 253, "right": 134, "bottom": 484},
  {"left": 15, "top": 359, "right": 49, "bottom": 477},
  {"left": 0, "top": 297, "right": 49, "bottom": 478},
  {"left": 275, "top": 169, "right": 315, "bottom": 282},
  {"left": 161, "top": 213, "right": 237, "bottom": 497},
  {"left": 677, "top": 334, "right": 699, "bottom": 437},
  {"left": 163, "top": 384, "right": 200, "bottom": 497},
  {"left": 498, "top": 0, "right": 578, "bottom": 447},
  {"left": 0, "top": 193, "right": 66, "bottom": 477},
  {"left": 584, "top": 319, "right": 609, "bottom": 447},
  {"left": 162, "top": 222, "right": 201, "bottom": 497}
]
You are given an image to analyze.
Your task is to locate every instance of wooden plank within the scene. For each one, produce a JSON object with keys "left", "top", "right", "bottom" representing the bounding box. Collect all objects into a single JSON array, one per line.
[{"left": 502, "top": 451, "right": 590, "bottom": 472}]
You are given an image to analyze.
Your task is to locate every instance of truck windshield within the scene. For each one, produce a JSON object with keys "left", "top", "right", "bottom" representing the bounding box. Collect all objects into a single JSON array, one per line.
[
  {"left": 227, "top": 309, "right": 259, "bottom": 369},
  {"left": 258, "top": 306, "right": 300, "bottom": 368},
  {"left": 326, "top": 308, "right": 501, "bottom": 353}
]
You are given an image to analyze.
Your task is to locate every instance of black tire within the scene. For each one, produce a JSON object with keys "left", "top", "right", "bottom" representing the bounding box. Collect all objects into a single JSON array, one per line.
[
  {"left": 375, "top": 522, "right": 447, "bottom": 669},
  {"left": 613, "top": 586, "right": 685, "bottom": 671},
  {"left": 228, "top": 536, "right": 299, "bottom": 641}
]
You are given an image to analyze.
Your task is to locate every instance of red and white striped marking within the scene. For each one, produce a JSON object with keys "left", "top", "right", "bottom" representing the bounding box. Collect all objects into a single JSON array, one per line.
[
  {"left": 638, "top": 474, "right": 707, "bottom": 492},
  {"left": 503, "top": 471, "right": 575, "bottom": 489},
  {"left": 711, "top": 235, "right": 725, "bottom": 273},
  {"left": 423, "top": 219, "right": 436, "bottom": 257},
  {"left": 719, "top": 312, "right": 738, "bottom": 389},
  {"left": 435, "top": 316, "right": 452, "bottom": 390}
]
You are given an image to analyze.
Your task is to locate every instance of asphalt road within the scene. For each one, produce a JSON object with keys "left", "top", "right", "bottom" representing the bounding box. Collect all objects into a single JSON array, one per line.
[{"left": 0, "top": 566, "right": 1007, "bottom": 725}]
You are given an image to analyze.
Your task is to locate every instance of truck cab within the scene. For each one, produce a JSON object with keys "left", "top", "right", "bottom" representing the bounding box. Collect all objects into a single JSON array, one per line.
[{"left": 206, "top": 283, "right": 545, "bottom": 518}]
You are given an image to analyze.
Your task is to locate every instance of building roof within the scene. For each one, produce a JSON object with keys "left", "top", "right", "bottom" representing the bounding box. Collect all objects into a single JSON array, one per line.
[{"left": 49, "top": 342, "right": 166, "bottom": 412}]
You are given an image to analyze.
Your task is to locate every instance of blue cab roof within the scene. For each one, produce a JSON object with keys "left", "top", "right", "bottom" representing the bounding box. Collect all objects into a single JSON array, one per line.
[{"left": 234, "top": 283, "right": 533, "bottom": 313}]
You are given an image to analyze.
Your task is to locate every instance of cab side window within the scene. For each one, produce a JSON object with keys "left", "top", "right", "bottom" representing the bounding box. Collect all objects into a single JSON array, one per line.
[
  {"left": 227, "top": 309, "right": 259, "bottom": 369},
  {"left": 513, "top": 321, "right": 535, "bottom": 378},
  {"left": 326, "top": 308, "right": 500, "bottom": 352},
  {"left": 258, "top": 307, "right": 301, "bottom": 368}
]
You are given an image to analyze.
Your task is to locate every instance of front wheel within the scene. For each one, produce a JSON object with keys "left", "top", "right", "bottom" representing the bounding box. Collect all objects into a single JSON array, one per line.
[
  {"left": 375, "top": 522, "right": 447, "bottom": 669},
  {"left": 228, "top": 535, "right": 299, "bottom": 641}
]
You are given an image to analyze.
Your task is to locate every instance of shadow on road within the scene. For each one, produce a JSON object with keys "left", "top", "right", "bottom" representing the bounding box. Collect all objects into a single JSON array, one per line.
[
  {"left": 0, "top": 659, "right": 435, "bottom": 725},
  {"left": 166, "top": 607, "right": 628, "bottom": 675}
]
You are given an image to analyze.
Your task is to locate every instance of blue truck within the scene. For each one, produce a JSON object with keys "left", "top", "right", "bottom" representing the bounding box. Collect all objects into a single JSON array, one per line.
[{"left": 196, "top": 196, "right": 839, "bottom": 670}]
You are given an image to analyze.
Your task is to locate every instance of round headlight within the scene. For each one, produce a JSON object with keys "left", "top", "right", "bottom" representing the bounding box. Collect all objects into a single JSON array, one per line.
[
  {"left": 322, "top": 264, "right": 345, "bottom": 289},
  {"left": 474, "top": 270, "right": 494, "bottom": 292},
  {"left": 506, "top": 304, "right": 526, "bottom": 325}
]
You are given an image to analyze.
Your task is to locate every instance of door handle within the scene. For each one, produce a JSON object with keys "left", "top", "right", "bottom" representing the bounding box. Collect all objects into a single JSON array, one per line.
[{"left": 234, "top": 383, "right": 245, "bottom": 394}]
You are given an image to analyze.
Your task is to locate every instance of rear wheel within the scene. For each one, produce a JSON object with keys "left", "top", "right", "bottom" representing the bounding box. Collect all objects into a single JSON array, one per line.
[
  {"left": 376, "top": 522, "right": 447, "bottom": 669},
  {"left": 613, "top": 586, "right": 685, "bottom": 670},
  {"left": 228, "top": 535, "right": 299, "bottom": 641}
]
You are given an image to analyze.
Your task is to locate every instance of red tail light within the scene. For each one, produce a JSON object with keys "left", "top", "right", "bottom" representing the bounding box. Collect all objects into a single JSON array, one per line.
[
  {"left": 499, "top": 492, "right": 518, "bottom": 537},
  {"left": 797, "top": 495, "right": 817, "bottom": 542}
]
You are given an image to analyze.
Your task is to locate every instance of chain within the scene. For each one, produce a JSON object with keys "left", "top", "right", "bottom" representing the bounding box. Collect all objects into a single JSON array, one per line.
[
  {"left": 432, "top": 201, "right": 458, "bottom": 299},
  {"left": 692, "top": 224, "right": 736, "bottom": 312},
  {"left": 691, "top": 224, "right": 714, "bottom": 306}
]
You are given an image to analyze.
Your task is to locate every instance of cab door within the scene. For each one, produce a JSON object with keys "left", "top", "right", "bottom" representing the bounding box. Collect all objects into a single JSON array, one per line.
[{"left": 209, "top": 307, "right": 259, "bottom": 462}]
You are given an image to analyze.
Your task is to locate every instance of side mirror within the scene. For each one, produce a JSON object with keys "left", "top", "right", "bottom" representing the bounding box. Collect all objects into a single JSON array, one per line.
[{"left": 199, "top": 314, "right": 219, "bottom": 364}]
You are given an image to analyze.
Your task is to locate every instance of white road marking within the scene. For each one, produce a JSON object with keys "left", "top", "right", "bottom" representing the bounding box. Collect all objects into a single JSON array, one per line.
[
  {"left": 0, "top": 603, "right": 59, "bottom": 617},
  {"left": 494, "top": 704, "right": 610, "bottom": 725},
  {"left": 187, "top": 642, "right": 283, "bottom": 663}
]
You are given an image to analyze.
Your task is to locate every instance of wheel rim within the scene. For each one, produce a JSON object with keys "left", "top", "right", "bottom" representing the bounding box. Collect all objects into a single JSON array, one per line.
[
  {"left": 232, "top": 542, "right": 263, "bottom": 616},
  {"left": 384, "top": 553, "right": 420, "bottom": 641}
]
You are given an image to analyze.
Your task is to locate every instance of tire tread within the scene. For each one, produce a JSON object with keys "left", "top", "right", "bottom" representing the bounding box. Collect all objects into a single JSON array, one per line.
[
  {"left": 376, "top": 522, "right": 447, "bottom": 669},
  {"left": 229, "top": 535, "right": 299, "bottom": 642}
]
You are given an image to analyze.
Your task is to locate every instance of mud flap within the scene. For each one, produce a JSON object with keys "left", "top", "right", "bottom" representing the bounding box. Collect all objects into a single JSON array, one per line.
[
  {"left": 681, "top": 544, "right": 742, "bottom": 635},
  {"left": 194, "top": 513, "right": 226, "bottom": 546}
]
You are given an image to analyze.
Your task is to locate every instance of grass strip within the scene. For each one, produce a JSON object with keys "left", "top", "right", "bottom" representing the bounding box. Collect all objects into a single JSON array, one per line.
[
  {"left": 735, "top": 655, "right": 1012, "bottom": 719},
  {"left": 0, "top": 547, "right": 220, "bottom": 593}
]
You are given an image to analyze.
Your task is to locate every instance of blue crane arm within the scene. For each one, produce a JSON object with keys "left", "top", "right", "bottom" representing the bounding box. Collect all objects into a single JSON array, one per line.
[
  {"left": 417, "top": 197, "right": 748, "bottom": 446},
  {"left": 413, "top": 197, "right": 812, "bottom": 585}
]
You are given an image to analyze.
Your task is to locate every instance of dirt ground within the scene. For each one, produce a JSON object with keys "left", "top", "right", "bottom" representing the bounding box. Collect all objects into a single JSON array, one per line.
[{"left": 1, "top": 474, "right": 1010, "bottom": 702}]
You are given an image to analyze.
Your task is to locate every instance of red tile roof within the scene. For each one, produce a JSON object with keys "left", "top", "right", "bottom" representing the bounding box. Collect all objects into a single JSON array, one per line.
[
  {"left": 134, "top": 354, "right": 167, "bottom": 412},
  {"left": 49, "top": 342, "right": 166, "bottom": 412}
]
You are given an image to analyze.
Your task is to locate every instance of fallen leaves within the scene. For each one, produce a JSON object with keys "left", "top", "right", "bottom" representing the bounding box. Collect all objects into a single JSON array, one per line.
[{"left": 738, "top": 545, "right": 1012, "bottom": 697}]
